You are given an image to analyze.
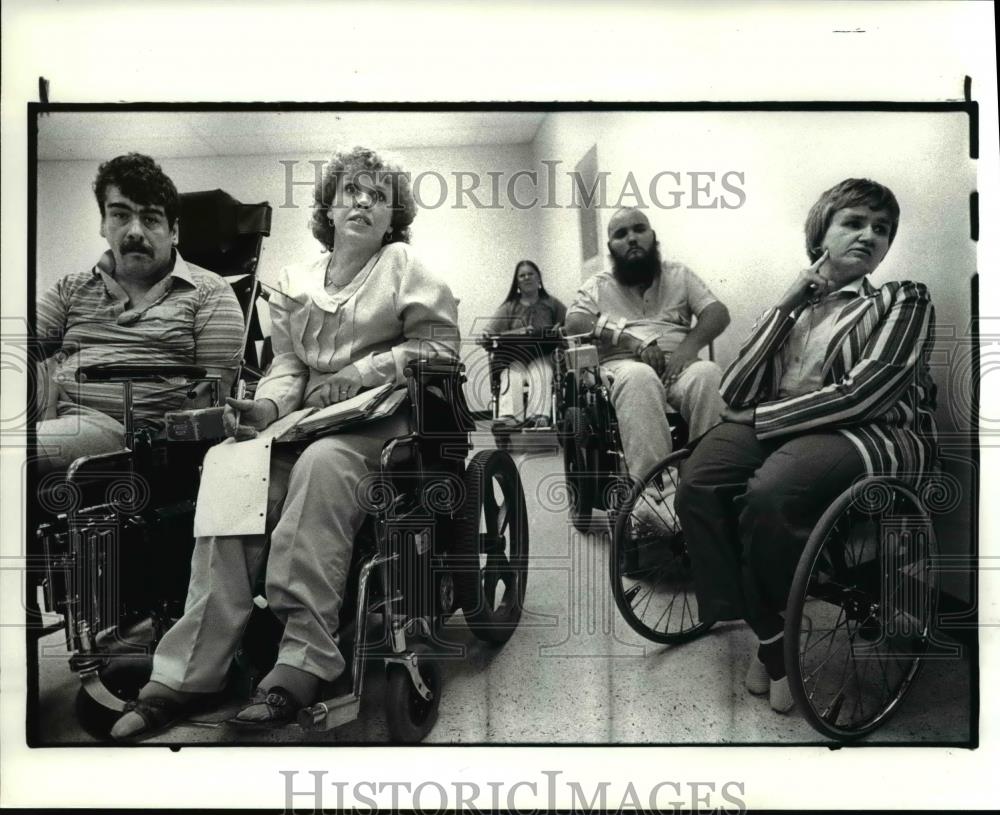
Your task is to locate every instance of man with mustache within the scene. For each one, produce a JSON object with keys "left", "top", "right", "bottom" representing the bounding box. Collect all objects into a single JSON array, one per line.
[
  {"left": 35, "top": 153, "right": 244, "bottom": 472},
  {"left": 565, "top": 207, "right": 730, "bottom": 480}
]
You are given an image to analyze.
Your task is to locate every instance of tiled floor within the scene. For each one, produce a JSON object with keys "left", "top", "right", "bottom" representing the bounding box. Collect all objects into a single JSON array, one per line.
[{"left": 32, "top": 434, "right": 974, "bottom": 746}]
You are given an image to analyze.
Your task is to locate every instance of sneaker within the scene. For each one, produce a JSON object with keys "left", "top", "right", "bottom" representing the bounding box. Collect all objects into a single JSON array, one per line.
[{"left": 769, "top": 676, "right": 794, "bottom": 713}]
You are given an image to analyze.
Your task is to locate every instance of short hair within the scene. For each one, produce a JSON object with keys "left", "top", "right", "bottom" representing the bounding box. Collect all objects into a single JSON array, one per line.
[
  {"left": 804, "top": 178, "right": 900, "bottom": 262},
  {"left": 503, "top": 259, "right": 551, "bottom": 303},
  {"left": 310, "top": 146, "right": 417, "bottom": 251},
  {"left": 93, "top": 153, "right": 180, "bottom": 227}
]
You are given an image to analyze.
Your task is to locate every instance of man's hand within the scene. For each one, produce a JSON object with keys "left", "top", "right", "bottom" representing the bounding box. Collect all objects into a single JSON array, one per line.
[
  {"left": 662, "top": 341, "right": 699, "bottom": 388},
  {"left": 312, "top": 364, "right": 364, "bottom": 407},
  {"left": 639, "top": 342, "right": 666, "bottom": 377},
  {"left": 224, "top": 397, "right": 278, "bottom": 440},
  {"left": 721, "top": 405, "right": 755, "bottom": 425},
  {"left": 777, "top": 249, "right": 831, "bottom": 311}
]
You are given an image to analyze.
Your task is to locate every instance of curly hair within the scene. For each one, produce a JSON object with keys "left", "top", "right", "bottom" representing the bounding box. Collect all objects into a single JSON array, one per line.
[
  {"left": 93, "top": 153, "right": 180, "bottom": 227},
  {"left": 804, "top": 178, "right": 900, "bottom": 262},
  {"left": 503, "top": 259, "right": 551, "bottom": 303},
  {"left": 310, "top": 146, "right": 417, "bottom": 251}
]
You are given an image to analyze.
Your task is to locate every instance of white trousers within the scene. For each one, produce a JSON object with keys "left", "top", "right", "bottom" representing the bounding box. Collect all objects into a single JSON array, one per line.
[
  {"left": 602, "top": 358, "right": 724, "bottom": 480},
  {"left": 149, "top": 412, "right": 410, "bottom": 693},
  {"left": 497, "top": 356, "right": 554, "bottom": 419}
]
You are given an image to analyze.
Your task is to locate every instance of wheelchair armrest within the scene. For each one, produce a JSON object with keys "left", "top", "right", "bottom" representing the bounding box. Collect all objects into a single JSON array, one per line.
[
  {"left": 403, "top": 358, "right": 466, "bottom": 380},
  {"left": 76, "top": 364, "right": 209, "bottom": 382}
]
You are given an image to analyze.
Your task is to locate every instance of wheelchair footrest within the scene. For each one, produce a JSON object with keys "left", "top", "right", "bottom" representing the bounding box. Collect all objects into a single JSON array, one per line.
[{"left": 298, "top": 693, "right": 361, "bottom": 731}]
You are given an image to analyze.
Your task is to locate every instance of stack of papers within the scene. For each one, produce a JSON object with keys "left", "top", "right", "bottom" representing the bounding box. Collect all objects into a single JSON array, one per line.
[{"left": 257, "top": 383, "right": 408, "bottom": 442}]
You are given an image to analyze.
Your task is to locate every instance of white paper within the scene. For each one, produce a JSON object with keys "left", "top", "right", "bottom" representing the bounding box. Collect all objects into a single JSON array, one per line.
[{"left": 192, "top": 437, "right": 272, "bottom": 536}]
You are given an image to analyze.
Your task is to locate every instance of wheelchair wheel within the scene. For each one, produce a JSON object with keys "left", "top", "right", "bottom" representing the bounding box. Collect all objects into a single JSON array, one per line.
[
  {"left": 385, "top": 642, "right": 442, "bottom": 743},
  {"left": 74, "top": 656, "right": 153, "bottom": 740},
  {"left": 784, "top": 478, "right": 937, "bottom": 740},
  {"left": 454, "top": 449, "right": 529, "bottom": 645},
  {"left": 611, "top": 450, "right": 713, "bottom": 644},
  {"left": 563, "top": 407, "right": 594, "bottom": 532}
]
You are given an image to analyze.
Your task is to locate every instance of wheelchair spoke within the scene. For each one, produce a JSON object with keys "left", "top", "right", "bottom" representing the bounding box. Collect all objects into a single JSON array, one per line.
[{"left": 792, "top": 487, "right": 936, "bottom": 738}]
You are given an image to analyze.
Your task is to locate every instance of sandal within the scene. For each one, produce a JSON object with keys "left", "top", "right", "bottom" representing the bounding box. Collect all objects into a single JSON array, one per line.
[
  {"left": 110, "top": 696, "right": 188, "bottom": 741},
  {"left": 231, "top": 686, "right": 301, "bottom": 727}
]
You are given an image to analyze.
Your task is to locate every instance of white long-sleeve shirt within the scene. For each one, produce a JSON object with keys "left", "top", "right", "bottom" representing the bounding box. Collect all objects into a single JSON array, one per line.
[{"left": 254, "top": 242, "right": 461, "bottom": 418}]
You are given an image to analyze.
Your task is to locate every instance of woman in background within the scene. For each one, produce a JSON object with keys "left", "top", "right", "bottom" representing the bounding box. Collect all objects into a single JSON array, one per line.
[{"left": 487, "top": 260, "right": 566, "bottom": 428}]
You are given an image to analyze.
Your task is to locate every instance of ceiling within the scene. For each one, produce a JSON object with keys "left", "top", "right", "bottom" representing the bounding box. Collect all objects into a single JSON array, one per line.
[{"left": 36, "top": 111, "right": 548, "bottom": 160}]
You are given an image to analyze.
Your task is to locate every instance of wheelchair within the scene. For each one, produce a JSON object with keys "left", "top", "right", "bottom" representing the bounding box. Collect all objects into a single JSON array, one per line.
[
  {"left": 478, "top": 327, "right": 565, "bottom": 451},
  {"left": 610, "top": 443, "right": 940, "bottom": 741},
  {"left": 32, "top": 361, "right": 528, "bottom": 744},
  {"left": 555, "top": 334, "right": 689, "bottom": 533},
  {"left": 30, "top": 194, "right": 529, "bottom": 744},
  {"left": 28, "top": 188, "right": 273, "bottom": 739},
  {"left": 561, "top": 332, "right": 940, "bottom": 741}
]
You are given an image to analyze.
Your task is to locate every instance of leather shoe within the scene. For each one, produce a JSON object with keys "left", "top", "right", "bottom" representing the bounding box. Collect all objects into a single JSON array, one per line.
[
  {"left": 111, "top": 696, "right": 187, "bottom": 741},
  {"left": 232, "top": 686, "right": 300, "bottom": 726}
]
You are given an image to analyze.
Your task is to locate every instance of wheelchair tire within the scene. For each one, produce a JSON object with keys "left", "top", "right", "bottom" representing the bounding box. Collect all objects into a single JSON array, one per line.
[
  {"left": 384, "top": 642, "right": 442, "bottom": 743},
  {"left": 563, "top": 407, "right": 595, "bottom": 532},
  {"left": 611, "top": 450, "right": 713, "bottom": 645},
  {"left": 74, "top": 656, "right": 153, "bottom": 740},
  {"left": 784, "top": 478, "right": 937, "bottom": 741},
  {"left": 454, "top": 450, "right": 529, "bottom": 645}
]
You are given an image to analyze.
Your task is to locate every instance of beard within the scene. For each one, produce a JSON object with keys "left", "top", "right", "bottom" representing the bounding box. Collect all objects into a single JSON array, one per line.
[{"left": 611, "top": 243, "right": 662, "bottom": 288}]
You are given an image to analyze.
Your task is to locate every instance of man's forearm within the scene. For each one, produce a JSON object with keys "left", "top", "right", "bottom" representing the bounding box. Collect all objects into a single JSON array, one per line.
[
  {"left": 685, "top": 302, "right": 730, "bottom": 350},
  {"left": 566, "top": 311, "right": 648, "bottom": 356}
]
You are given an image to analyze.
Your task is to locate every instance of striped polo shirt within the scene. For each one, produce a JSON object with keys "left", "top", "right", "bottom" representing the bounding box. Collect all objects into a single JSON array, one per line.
[{"left": 37, "top": 250, "right": 245, "bottom": 426}]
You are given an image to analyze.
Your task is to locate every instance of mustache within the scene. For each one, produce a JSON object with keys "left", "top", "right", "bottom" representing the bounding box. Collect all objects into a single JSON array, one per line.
[{"left": 120, "top": 240, "right": 153, "bottom": 256}]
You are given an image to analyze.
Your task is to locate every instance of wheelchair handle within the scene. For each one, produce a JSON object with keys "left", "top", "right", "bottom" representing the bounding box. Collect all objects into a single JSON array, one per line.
[{"left": 75, "top": 364, "right": 209, "bottom": 382}]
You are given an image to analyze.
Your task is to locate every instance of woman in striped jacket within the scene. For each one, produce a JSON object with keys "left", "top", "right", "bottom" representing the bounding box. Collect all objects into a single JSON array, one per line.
[{"left": 675, "top": 178, "right": 937, "bottom": 713}]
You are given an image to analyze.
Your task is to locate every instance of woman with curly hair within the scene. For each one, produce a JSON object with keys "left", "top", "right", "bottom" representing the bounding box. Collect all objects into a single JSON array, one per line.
[
  {"left": 676, "top": 178, "right": 937, "bottom": 714},
  {"left": 113, "top": 147, "right": 460, "bottom": 739}
]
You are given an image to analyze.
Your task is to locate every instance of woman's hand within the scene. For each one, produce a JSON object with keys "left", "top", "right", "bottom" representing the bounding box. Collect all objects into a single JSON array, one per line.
[
  {"left": 777, "top": 249, "right": 831, "bottom": 311},
  {"left": 224, "top": 397, "right": 278, "bottom": 440},
  {"left": 314, "top": 364, "right": 364, "bottom": 406},
  {"left": 721, "top": 405, "right": 755, "bottom": 425}
]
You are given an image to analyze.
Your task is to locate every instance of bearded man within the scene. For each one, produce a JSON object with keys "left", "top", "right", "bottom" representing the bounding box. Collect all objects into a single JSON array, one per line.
[{"left": 564, "top": 207, "right": 730, "bottom": 478}]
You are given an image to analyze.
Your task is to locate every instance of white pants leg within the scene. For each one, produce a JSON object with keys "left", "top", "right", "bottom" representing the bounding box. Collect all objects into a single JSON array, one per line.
[
  {"left": 666, "top": 359, "right": 724, "bottom": 441},
  {"left": 497, "top": 357, "right": 554, "bottom": 420},
  {"left": 603, "top": 358, "right": 672, "bottom": 480},
  {"left": 149, "top": 412, "right": 409, "bottom": 693}
]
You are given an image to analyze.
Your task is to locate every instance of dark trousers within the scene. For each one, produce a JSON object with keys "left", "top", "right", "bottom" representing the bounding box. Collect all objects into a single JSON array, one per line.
[{"left": 675, "top": 421, "right": 865, "bottom": 639}]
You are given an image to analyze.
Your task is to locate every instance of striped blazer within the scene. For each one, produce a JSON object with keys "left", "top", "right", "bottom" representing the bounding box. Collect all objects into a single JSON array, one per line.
[{"left": 720, "top": 278, "right": 938, "bottom": 484}]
